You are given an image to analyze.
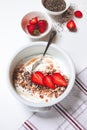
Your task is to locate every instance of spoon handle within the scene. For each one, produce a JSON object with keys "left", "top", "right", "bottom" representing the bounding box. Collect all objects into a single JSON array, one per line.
[
  {"left": 43, "top": 30, "right": 57, "bottom": 56},
  {"left": 31, "top": 30, "right": 56, "bottom": 72}
]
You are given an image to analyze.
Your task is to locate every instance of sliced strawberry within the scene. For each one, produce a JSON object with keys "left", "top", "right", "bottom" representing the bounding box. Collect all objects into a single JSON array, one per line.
[
  {"left": 74, "top": 10, "right": 83, "bottom": 18},
  {"left": 27, "top": 24, "right": 39, "bottom": 35},
  {"left": 31, "top": 71, "right": 44, "bottom": 86},
  {"left": 52, "top": 73, "right": 67, "bottom": 87},
  {"left": 38, "top": 20, "right": 48, "bottom": 33},
  {"left": 29, "top": 17, "right": 38, "bottom": 25},
  {"left": 43, "top": 75, "right": 55, "bottom": 89},
  {"left": 27, "top": 24, "right": 36, "bottom": 34},
  {"left": 66, "top": 20, "right": 77, "bottom": 31}
]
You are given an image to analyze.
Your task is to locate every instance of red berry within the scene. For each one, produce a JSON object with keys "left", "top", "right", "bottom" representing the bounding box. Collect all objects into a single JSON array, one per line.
[
  {"left": 38, "top": 20, "right": 48, "bottom": 33},
  {"left": 29, "top": 17, "right": 38, "bottom": 25},
  {"left": 27, "top": 24, "right": 39, "bottom": 35},
  {"left": 52, "top": 73, "right": 67, "bottom": 87},
  {"left": 27, "top": 24, "right": 36, "bottom": 34},
  {"left": 66, "top": 20, "right": 77, "bottom": 31},
  {"left": 74, "top": 10, "right": 83, "bottom": 18},
  {"left": 43, "top": 75, "right": 55, "bottom": 89},
  {"left": 31, "top": 71, "right": 44, "bottom": 86}
]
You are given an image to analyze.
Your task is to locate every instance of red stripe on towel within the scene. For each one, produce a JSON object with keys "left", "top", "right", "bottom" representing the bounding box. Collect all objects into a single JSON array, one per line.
[
  {"left": 24, "top": 122, "right": 34, "bottom": 130},
  {"left": 54, "top": 104, "right": 85, "bottom": 130},
  {"left": 75, "top": 79, "right": 87, "bottom": 95}
]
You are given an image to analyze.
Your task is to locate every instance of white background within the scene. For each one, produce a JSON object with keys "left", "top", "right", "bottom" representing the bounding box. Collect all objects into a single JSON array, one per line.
[{"left": 0, "top": 0, "right": 87, "bottom": 129}]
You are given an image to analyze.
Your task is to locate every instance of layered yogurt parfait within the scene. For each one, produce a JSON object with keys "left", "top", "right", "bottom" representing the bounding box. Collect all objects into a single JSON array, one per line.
[{"left": 13, "top": 54, "right": 69, "bottom": 103}]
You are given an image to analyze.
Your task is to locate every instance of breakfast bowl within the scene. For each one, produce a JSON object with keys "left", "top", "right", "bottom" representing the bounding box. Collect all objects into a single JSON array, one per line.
[
  {"left": 8, "top": 42, "right": 75, "bottom": 112},
  {"left": 21, "top": 11, "right": 52, "bottom": 39},
  {"left": 41, "top": 0, "right": 70, "bottom": 15}
]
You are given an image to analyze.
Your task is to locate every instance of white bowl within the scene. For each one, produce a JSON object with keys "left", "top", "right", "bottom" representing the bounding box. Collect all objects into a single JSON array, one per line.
[
  {"left": 8, "top": 42, "right": 75, "bottom": 111},
  {"left": 41, "top": 0, "right": 70, "bottom": 15},
  {"left": 21, "top": 11, "right": 52, "bottom": 39}
]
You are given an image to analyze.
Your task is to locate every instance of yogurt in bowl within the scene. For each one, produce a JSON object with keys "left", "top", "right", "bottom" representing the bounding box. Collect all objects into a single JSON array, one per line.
[
  {"left": 13, "top": 54, "right": 69, "bottom": 103},
  {"left": 8, "top": 42, "right": 75, "bottom": 110}
]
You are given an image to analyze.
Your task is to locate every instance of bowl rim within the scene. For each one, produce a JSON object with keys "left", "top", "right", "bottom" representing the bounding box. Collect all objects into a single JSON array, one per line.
[
  {"left": 41, "top": 0, "right": 71, "bottom": 15},
  {"left": 8, "top": 42, "right": 75, "bottom": 108},
  {"left": 21, "top": 11, "right": 52, "bottom": 39}
]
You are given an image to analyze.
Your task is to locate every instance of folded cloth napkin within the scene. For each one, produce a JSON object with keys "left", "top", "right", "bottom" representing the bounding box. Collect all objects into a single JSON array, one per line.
[{"left": 19, "top": 68, "right": 87, "bottom": 130}]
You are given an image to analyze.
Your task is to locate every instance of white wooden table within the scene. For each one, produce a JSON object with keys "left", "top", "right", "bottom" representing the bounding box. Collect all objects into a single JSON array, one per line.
[{"left": 0, "top": 0, "right": 87, "bottom": 129}]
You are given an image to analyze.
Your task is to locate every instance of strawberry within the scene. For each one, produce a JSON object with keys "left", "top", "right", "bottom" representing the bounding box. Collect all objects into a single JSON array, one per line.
[
  {"left": 31, "top": 71, "right": 44, "bottom": 86},
  {"left": 66, "top": 20, "right": 77, "bottom": 31},
  {"left": 43, "top": 75, "right": 55, "bottom": 89},
  {"left": 29, "top": 17, "right": 38, "bottom": 25},
  {"left": 38, "top": 20, "right": 48, "bottom": 33},
  {"left": 74, "top": 10, "right": 83, "bottom": 18},
  {"left": 52, "top": 73, "right": 67, "bottom": 87},
  {"left": 27, "top": 24, "right": 39, "bottom": 35}
]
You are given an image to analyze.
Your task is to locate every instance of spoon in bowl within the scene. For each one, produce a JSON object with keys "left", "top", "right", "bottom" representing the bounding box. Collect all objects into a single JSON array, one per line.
[{"left": 31, "top": 30, "right": 57, "bottom": 73}]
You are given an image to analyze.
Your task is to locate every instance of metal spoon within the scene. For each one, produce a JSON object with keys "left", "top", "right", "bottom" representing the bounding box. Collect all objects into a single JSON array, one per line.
[{"left": 31, "top": 30, "right": 57, "bottom": 72}]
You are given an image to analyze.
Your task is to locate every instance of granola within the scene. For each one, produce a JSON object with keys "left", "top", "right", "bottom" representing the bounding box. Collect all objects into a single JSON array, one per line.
[{"left": 13, "top": 55, "right": 69, "bottom": 103}]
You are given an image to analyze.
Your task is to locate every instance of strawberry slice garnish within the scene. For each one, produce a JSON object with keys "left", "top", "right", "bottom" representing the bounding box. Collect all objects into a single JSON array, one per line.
[
  {"left": 52, "top": 73, "right": 67, "bottom": 87},
  {"left": 38, "top": 20, "right": 48, "bottom": 33},
  {"left": 43, "top": 75, "right": 55, "bottom": 89},
  {"left": 66, "top": 20, "right": 77, "bottom": 31},
  {"left": 29, "top": 17, "right": 38, "bottom": 25},
  {"left": 31, "top": 71, "right": 44, "bottom": 86}
]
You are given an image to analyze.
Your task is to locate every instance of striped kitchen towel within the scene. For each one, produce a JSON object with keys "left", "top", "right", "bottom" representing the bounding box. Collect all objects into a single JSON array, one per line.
[{"left": 19, "top": 68, "right": 87, "bottom": 130}]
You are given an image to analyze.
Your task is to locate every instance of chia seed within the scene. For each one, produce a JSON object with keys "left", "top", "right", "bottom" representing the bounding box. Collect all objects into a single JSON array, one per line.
[
  {"left": 57, "top": 6, "right": 74, "bottom": 23},
  {"left": 43, "top": 0, "right": 66, "bottom": 12}
]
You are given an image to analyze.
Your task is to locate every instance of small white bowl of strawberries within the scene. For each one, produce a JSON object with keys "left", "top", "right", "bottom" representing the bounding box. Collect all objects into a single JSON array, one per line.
[{"left": 21, "top": 11, "right": 52, "bottom": 39}]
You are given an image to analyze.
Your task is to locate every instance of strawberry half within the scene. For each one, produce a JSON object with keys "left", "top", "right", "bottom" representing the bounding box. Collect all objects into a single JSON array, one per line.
[
  {"left": 43, "top": 75, "right": 55, "bottom": 89},
  {"left": 29, "top": 17, "right": 38, "bottom": 25},
  {"left": 31, "top": 71, "right": 44, "bottom": 86},
  {"left": 66, "top": 20, "right": 77, "bottom": 31},
  {"left": 38, "top": 20, "right": 48, "bottom": 33},
  {"left": 52, "top": 73, "right": 67, "bottom": 87},
  {"left": 27, "top": 24, "right": 39, "bottom": 35}
]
